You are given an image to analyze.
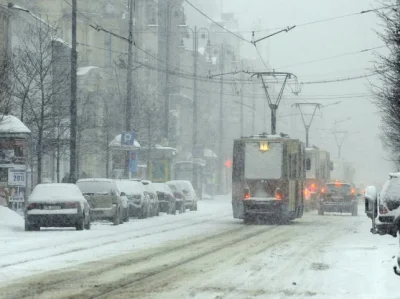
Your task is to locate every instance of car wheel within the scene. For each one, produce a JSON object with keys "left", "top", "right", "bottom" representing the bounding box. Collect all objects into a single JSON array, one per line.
[
  {"left": 318, "top": 205, "right": 324, "bottom": 215},
  {"left": 124, "top": 208, "right": 129, "bottom": 222},
  {"left": 352, "top": 203, "right": 358, "bottom": 216},
  {"left": 25, "top": 221, "right": 39, "bottom": 231},
  {"left": 76, "top": 215, "right": 85, "bottom": 231},
  {"left": 194, "top": 202, "right": 198, "bottom": 211},
  {"left": 119, "top": 209, "right": 124, "bottom": 224},
  {"left": 171, "top": 202, "right": 177, "bottom": 215},
  {"left": 84, "top": 214, "right": 91, "bottom": 230},
  {"left": 113, "top": 209, "right": 120, "bottom": 225},
  {"left": 190, "top": 202, "right": 194, "bottom": 211},
  {"left": 155, "top": 204, "right": 160, "bottom": 216}
]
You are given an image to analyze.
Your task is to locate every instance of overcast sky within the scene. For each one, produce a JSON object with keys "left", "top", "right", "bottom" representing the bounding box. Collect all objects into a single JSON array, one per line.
[{"left": 183, "top": 0, "right": 394, "bottom": 186}]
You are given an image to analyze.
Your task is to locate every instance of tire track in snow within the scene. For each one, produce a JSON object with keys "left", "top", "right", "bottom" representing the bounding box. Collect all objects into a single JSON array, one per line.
[
  {"left": 1, "top": 211, "right": 226, "bottom": 258},
  {"left": 0, "top": 213, "right": 232, "bottom": 269},
  {"left": 0, "top": 224, "right": 259, "bottom": 299}
]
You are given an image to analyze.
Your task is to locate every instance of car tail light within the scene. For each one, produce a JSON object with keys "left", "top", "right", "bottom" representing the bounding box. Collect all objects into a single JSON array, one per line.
[
  {"left": 64, "top": 202, "right": 78, "bottom": 208},
  {"left": 244, "top": 192, "right": 250, "bottom": 200},
  {"left": 304, "top": 188, "right": 310, "bottom": 198},
  {"left": 311, "top": 184, "right": 316, "bottom": 192},
  {"left": 27, "top": 203, "right": 39, "bottom": 210},
  {"left": 379, "top": 204, "right": 389, "bottom": 215},
  {"left": 321, "top": 188, "right": 326, "bottom": 194}
]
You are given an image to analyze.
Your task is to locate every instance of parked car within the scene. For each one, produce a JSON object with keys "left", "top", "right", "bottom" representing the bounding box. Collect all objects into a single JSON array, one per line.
[
  {"left": 373, "top": 173, "right": 400, "bottom": 237},
  {"left": 141, "top": 180, "right": 160, "bottom": 217},
  {"left": 76, "top": 179, "right": 124, "bottom": 225},
  {"left": 166, "top": 181, "right": 186, "bottom": 214},
  {"left": 153, "top": 183, "right": 176, "bottom": 214},
  {"left": 25, "top": 183, "right": 91, "bottom": 231},
  {"left": 167, "top": 180, "right": 197, "bottom": 211},
  {"left": 117, "top": 180, "right": 150, "bottom": 218}
]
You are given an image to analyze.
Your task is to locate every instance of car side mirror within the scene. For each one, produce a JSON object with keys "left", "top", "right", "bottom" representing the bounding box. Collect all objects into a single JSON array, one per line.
[
  {"left": 174, "top": 192, "right": 182, "bottom": 199},
  {"left": 120, "top": 192, "right": 126, "bottom": 197},
  {"left": 182, "top": 189, "right": 189, "bottom": 195}
]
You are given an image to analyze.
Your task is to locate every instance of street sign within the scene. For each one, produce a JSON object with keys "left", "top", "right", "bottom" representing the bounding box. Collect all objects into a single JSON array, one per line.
[
  {"left": 129, "top": 151, "right": 138, "bottom": 173},
  {"left": 8, "top": 169, "right": 26, "bottom": 187},
  {"left": 121, "top": 132, "right": 135, "bottom": 146}
]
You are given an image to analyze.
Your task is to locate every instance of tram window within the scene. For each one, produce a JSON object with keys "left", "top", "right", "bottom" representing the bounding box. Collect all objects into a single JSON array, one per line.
[{"left": 306, "top": 157, "right": 311, "bottom": 171}]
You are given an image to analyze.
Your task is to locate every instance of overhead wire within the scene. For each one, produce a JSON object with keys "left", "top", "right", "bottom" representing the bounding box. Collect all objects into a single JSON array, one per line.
[
  {"left": 277, "top": 46, "right": 386, "bottom": 70},
  {"left": 183, "top": 0, "right": 253, "bottom": 44}
]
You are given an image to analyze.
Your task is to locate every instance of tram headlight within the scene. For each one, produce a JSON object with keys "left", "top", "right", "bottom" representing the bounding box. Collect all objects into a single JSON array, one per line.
[{"left": 259, "top": 142, "right": 269, "bottom": 152}]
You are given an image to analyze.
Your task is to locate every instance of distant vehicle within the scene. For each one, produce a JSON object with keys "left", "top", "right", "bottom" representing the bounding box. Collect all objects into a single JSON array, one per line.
[
  {"left": 373, "top": 173, "right": 400, "bottom": 237},
  {"left": 118, "top": 180, "right": 150, "bottom": 218},
  {"left": 304, "top": 147, "right": 332, "bottom": 209},
  {"left": 173, "top": 161, "right": 204, "bottom": 200},
  {"left": 232, "top": 133, "right": 306, "bottom": 223},
  {"left": 140, "top": 180, "right": 160, "bottom": 217},
  {"left": 166, "top": 181, "right": 186, "bottom": 214},
  {"left": 76, "top": 179, "right": 125, "bottom": 225},
  {"left": 25, "top": 183, "right": 91, "bottom": 231},
  {"left": 319, "top": 181, "right": 358, "bottom": 216},
  {"left": 153, "top": 183, "right": 176, "bottom": 214},
  {"left": 167, "top": 180, "right": 197, "bottom": 211}
]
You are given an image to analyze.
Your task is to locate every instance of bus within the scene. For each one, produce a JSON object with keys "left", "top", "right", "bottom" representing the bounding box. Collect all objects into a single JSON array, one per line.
[{"left": 232, "top": 134, "right": 306, "bottom": 222}]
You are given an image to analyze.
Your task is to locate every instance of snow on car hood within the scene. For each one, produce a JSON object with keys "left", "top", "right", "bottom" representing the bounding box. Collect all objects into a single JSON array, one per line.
[{"left": 28, "top": 183, "right": 85, "bottom": 202}]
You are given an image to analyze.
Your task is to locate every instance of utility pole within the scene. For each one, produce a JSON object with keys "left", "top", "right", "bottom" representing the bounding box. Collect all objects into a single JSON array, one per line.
[
  {"left": 124, "top": 0, "right": 134, "bottom": 178},
  {"left": 240, "top": 61, "right": 244, "bottom": 137},
  {"left": 218, "top": 43, "right": 225, "bottom": 194},
  {"left": 192, "top": 26, "right": 198, "bottom": 147},
  {"left": 252, "top": 72, "right": 295, "bottom": 135},
  {"left": 164, "top": 1, "right": 170, "bottom": 140},
  {"left": 252, "top": 74, "right": 256, "bottom": 134},
  {"left": 291, "top": 103, "right": 322, "bottom": 147},
  {"left": 69, "top": 0, "right": 77, "bottom": 183},
  {"left": 333, "top": 130, "right": 348, "bottom": 159}
]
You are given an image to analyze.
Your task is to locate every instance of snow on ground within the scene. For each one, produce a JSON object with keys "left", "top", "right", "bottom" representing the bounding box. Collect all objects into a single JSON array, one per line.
[
  {"left": 0, "top": 206, "right": 24, "bottom": 232},
  {"left": 0, "top": 196, "right": 234, "bottom": 284},
  {"left": 1, "top": 198, "right": 400, "bottom": 299}
]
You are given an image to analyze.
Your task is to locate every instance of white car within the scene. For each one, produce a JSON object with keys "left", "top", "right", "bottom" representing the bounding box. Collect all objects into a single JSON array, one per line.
[
  {"left": 25, "top": 183, "right": 91, "bottom": 231},
  {"left": 116, "top": 180, "right": 150, "bottom": 219},
  {"left": 167, "top": 180, "right": 198, "bottom": 211}
]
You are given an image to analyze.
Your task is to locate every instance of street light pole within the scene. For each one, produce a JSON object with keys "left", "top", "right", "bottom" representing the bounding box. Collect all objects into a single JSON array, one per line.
[
  {"left": 69, "top": 0, "right": 77, "bottom": 183},
  {"left": 192, "top": 26, "right": 198, "bottom": 147},
  {"left": 218, "top": 43, "right": 225, "bottom": 194},
  {"left": 292, "top": 103, "right": 322, "bottom": 147}
]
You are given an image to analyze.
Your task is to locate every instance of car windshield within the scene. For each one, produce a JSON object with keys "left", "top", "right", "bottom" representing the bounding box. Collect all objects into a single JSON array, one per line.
[
  {"left": 326, "top": 184, "right": 351, "bottom": 195},
  {"left": 76, "top": 181, "right": 112, "bottom": 194}
]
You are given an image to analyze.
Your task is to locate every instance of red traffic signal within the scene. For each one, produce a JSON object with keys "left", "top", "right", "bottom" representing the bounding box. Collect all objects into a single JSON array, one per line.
[{"left": 224, "top": 160, "right": 232, "bottom": 168}]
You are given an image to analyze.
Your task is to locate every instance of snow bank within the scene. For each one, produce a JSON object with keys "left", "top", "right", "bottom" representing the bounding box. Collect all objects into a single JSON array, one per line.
[{"left": 0, "top": 206, "right": 24, "bottom": 231}]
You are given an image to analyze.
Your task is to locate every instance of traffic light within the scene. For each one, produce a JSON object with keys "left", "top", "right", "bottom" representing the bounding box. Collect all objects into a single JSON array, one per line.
[{"left": 224, "top": 160, "right": 232, "bottom": 168}]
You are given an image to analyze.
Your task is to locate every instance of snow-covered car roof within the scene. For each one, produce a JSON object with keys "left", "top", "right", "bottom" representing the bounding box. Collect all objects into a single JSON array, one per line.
[
  {"left": 77, "top": 178, "right": 114, "bottom": 183},
  {"left": 29, "top": 184, "right": 85, "bottom": 202},
  {"left": 115, "top": 180, "right": 145, "bottom": 195},
  {"left": 152, "top": 183, "right": 173, "bottom": 195}
]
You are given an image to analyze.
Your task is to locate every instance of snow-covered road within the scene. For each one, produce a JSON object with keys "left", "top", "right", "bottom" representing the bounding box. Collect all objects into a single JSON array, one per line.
[{"left": 0, "top": 197, "right": 399, "bottom": 299}]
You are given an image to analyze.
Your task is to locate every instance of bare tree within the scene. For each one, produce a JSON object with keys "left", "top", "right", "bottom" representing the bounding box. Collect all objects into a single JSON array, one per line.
[
  {"left": 374, "top": 3, "right": 400, "bottom": 157},
  {"left": 11, "top": 19, "right": 70, "bottom": 184}
]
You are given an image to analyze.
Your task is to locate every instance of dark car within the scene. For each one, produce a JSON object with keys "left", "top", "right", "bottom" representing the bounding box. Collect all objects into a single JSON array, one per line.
[
  {"left": 318, "top": 181, "right": 358, "bottom": 216},
  {"left": 153, "top": 183, "right": 176, "bottom": 214}
]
